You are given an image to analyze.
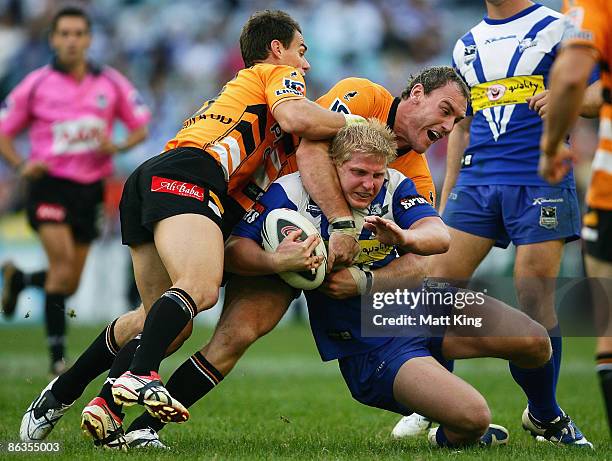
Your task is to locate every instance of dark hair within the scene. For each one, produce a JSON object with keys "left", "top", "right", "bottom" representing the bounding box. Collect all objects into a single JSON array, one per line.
[
  {"left": 400, "top": 66, "right": 470, "bottom": 102},
  {"left": 239, "top": 10, "right": 302, "bottom": 67},
  {"left": 50, "top": 5, "right": 91, "bottom": 33}
]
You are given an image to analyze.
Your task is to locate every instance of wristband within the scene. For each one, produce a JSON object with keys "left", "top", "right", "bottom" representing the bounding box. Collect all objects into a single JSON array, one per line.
[
  {"left": 330, "top": 217, "right": 358, "bottom": 238},
  {"left": 347, "top": 267, "right": 374, "bottom": 295}
]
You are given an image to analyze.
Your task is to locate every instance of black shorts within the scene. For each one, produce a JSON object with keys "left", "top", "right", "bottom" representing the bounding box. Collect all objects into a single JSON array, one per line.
[
  {"left": 120, "top": 147, "right": 246, "bottom": 246},
  {"left": 583, "top": 207, "right": 612, "bottom": 262},
  {"left": 26, "top": 175, "right": 104, "bottom": 244}
]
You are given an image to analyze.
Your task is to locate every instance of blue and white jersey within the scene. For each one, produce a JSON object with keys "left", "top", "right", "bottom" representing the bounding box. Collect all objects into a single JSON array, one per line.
[
  {"left": 452, "top": 3, "right": 594, "bottom": 188},
  {"left": 232, "top": 170, "right": 439, "bottom": 361}
]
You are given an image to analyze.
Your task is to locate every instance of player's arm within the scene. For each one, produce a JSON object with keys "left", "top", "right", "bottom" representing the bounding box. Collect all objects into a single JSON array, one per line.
[
  {"left": 438, "top": 116, "right": 471, "bottom": 214},
  {"left": 319, "top": 251, "right": 427, "bottom": 300},
  {"left": 273, "top": 98, "right": 361, "bottom": 140},
  {"left": 224, "top": 233, "right": 323, "bottom": 276},
  {"left": 364, "top": 215, "right": 450, "bottom": 255},
  {"left": 527, "top": 80, "right": 602, "bottom": 119},
  {"left": 540, "top": 45, "right": 598, "bottom": 182}
]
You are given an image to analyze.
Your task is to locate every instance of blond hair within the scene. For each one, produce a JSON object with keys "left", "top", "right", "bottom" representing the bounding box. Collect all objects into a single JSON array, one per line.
[{"left": 330, "top": 118, "right": 397, "bottom": 166}]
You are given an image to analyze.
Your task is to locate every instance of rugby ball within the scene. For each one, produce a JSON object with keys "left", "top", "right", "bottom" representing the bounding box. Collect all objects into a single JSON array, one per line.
[{"left": 262, "top": 208, "right": 327, "bottom": 290}]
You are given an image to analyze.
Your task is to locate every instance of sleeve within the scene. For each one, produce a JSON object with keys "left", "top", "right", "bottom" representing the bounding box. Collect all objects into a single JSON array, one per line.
[
  {"left": 315, "top": 78, "right": 374, "bottom": 116},
  {"left": 104, "top": 68, "right": 151, "bottom": 130},
  {"left": 392, "top": 178, "right": 440, "bottom": 229},
  {"left": 263, "top": 65, "right": 306, "bottom": 113},
  {"left": 232, "top": 182, "right": 298, "bottom": 244},
  {"left": 452, "top": 43, "right": 474, "bottom": 117},
  {"left": 561, "top": 0, "right": 608, "bottom": 60},
  {"left": 0, "top": 75, "right": 36, "bottom": 136}
]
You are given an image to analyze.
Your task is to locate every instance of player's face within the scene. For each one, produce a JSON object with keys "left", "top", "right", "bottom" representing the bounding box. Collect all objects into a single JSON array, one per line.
[
  {"left": 336, "top": 152, "right": 387, "bottom": 209},
  {"left": 50, "top": 16, "right": 91, "bottom": 67},
  {"left": 278, "top": 31, "right": 310, "bottom": 75},
  {"left": 395, "top": 82, "right": 467, "bottom": 153}
]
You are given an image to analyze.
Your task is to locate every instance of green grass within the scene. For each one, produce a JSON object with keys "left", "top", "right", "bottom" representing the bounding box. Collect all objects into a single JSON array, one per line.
[{"left": 0, "top": 323, "right": 610, "bottom": 460}]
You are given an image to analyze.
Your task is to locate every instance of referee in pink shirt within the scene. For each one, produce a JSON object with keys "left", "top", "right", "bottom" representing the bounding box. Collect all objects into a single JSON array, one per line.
[{"left": 0, "top": 6, "right": 150, "bottom": 375}]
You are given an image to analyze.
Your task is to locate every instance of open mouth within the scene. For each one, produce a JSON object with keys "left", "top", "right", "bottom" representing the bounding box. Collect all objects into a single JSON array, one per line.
[{"left": 427, "top": 129, "right": 442, "bottom": 142}]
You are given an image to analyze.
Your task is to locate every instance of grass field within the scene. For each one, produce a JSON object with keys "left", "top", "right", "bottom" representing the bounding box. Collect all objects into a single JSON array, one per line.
[{"left": 0, "top": 322, "right": 610, "bottom": 460}]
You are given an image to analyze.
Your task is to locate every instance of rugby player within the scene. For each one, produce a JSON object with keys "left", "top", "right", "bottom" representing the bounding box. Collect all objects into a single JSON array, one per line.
[
  {"left": 220, "top": 119, "right": 558, "bottom": 448},
  {"left": 19, "top": 9, "right": 363, "bottom": 448},
  {"left": 539, "top": 0, "right": 612, "bottom": 435},
  {"left": 0, "top": 6, "right": 150, "bottom": 375},
  {"left": 392, "top": 0, "right": 597, "bottom": 446}
]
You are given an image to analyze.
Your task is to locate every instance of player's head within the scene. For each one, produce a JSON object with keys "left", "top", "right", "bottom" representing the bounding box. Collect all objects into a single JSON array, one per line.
[
  {"left": 240, "top": 10, "right": 310, "bottom": 75},
  {"left": 49, "top": 6, "right": 92, "bottom": 67},
  {"left": 330, "top": 119, "right": 397, "bottom": 209},
  {"left": 396, "top": 66, "right": 469, "bottom": 153}
]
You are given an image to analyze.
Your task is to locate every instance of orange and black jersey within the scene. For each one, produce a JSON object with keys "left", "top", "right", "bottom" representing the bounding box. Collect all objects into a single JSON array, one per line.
[
  {"left": 562, "top": 0, "right": 612, "bottom": 210},
  {"left": 165, "top": 64, "right": 306, "bottom": 210},
  {"left": 316, "top": 78, "right": 436, "bottom": 205}
]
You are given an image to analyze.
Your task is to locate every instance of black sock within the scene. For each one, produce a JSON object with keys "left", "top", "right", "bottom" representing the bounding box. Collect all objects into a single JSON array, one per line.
[
  {"left": 23, "top": 270, "right": 46, "bottom": 288},
  {"left": 51, "top": 319, "right": 120, "bottom": 404},
  {"left": 99, "top": 337, "right": 141, "bottom": 418},
  {"left": 45, "top": 293, "right": 66, "bottom": 363},
  {"left": 596, "top": 353, "right": 612, "bottom": 436},
  {"left": 130, "top": 288, "right": 197, "bottom": 375},
  {"left": 127, "top": 351, "right": 223, "bottom": 433}
]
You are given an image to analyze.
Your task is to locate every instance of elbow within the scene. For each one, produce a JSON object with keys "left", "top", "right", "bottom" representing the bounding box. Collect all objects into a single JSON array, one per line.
[{"left": 278, "top": 111, "right": 311, "bottom": 137}]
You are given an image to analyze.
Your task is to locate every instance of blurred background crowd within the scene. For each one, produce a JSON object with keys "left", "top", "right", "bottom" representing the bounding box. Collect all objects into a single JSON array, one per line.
[{"left": 0, "top": 0, "right": 598, "bottom": 322}]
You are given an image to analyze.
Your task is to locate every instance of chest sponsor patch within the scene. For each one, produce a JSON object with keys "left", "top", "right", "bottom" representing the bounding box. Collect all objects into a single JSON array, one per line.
[
  {"left": 470, "top": 75, "right": 545, "bottom": 112},
  {"left": 150, "top": 176, "right": 204, "bottom": 201},
  {"left": 51, "top": 116, "right": 107, "bottom": 155}
]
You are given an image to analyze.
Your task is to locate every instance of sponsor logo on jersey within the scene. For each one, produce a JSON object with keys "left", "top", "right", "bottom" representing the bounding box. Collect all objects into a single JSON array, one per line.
[
  {"left": 486, "top": 84, "right": 506, "bottom": 102},
  {"left": 343, "top": 91, "right": 358, "bottom": 101},
  {"left": 368, "top": 203, "right": 388, "bottom": 216},
  {"left": 471, "top": 76, "right": 545, "bottom": 112},
  {"left": 243, "top": 202, "right": 266, "bottom": 224},
  {"left": 275, "top": 78, "right": 305, "bottom": 97},
  {"left": 518, "top": 38, "right": 537, "bottom": 52},
  {"left": 562, "top": 7, "right": 593, "bottom": 41},
  {"left": 484, "top": 34, "right": 516, "bottom": 45},
  {"left": 400, "top": 195, "right": 428, "bottom": 210},
  {"left": 51, "top": 116, "right": 107, "bottom": 155},
  {"left": 464, "top": 45, "right": 477, "bottom": 64},
  {"left": 306, "top": 199, "right": 322, "bottom": 217},
  {"left": 532, "top": 197, "right": 564, "bottom": 205},
  {"left": 36, "top": 203, "right": 66, "bottom": 222},
  {"left": 539, "top": 206, "right": 558, "bottom": 229},
  {"left": 150, "top": 176, "right": 204, "bottom": 201}
]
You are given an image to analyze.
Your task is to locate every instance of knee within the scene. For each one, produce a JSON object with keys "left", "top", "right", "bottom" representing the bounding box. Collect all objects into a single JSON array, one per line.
[
  {"left": 520, "top": 327, "right": 552, "bottom": 367},
  {"left": 457, "top": 400, "right": 491, "bottom": 438},
  {"left": 176, "top": 284, "right": 220, "bottom": 313}
]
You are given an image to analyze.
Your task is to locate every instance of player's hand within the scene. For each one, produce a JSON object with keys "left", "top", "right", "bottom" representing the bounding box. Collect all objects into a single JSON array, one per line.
[
  {"left": 363, "top": 216, "right": 408, "bottom": 247},
  {"left": 20, "top": 160, "right": 48, "bottom": 180},
  {"left": 318, "top": 268, "right": 359, "bottom": 299},
  {"left": 98, "top": 136, "right": 120, "bottom": 156},
  {"left": 538, "top": 145, "right": 576, "bottom": 184},
  {"left": 327, "top": 232, "right": 360, "bottom": 272},
  {"left": 272, "top": 230, "right": 324, "bottom": 273},
  {"left": 527, "top": 90, "right": 549, "bottom": 119}
]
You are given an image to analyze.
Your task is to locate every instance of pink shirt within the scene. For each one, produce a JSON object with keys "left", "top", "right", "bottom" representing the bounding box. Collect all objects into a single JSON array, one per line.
[{"left": 0, "top": 63, "right": 150, "bottom": 184}]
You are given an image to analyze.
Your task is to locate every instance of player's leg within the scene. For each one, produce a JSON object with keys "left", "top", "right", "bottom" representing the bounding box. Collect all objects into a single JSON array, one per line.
[
  {"left": 1, "top": 261, "right": 46, "bottom": 318},
  {"left": 392, "top": 225, "right": 494, "bottom": 438},
  {"left": 111, "top": 214, "right": 223, "bottom": 421},
  {"left": 37, "top": 223, "right": 81, "bottom": 373},
  {"left": 586, "top": 254, "right": 612, "bottom": 435},
  {"left": 125, "top": 275, "right": 294, "bottom": 439},
  {"left": 442, "top": 292, "right": 592, "bottom": 447},
  {"left": 392, "top": 356, "right": 503, "bottom": 447}
]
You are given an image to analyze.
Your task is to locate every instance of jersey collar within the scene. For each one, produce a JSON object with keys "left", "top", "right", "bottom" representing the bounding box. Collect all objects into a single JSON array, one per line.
[
  {"left": 483, "top": 3, "right": 541, "bottom": 25},
  {"left": 51, "top": 56, "right": 102, "bottom": 76}
]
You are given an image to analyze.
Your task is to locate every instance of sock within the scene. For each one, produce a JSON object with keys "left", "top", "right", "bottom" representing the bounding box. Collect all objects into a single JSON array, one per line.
[
  {"left": 51, "top": 319, "right": 120, "bottom": 404},
  {"left": 130, "top": 288, "right": 197, "bottom": 375},
  {"left": 99, "top": 337, "right": 141, "bottom": 418},
  {"left": 509, "top": 358, "right": 562, "bottom": 422},
  {"left": 596, "top": 353, "right": 612, "bottom": 436},
  {"left": 127, "top": 351, "right": 223, "bottom": 433},
  {"left": 435, "top": 426, "right": 454, "bottom": 447},
  {"left": 23, "top": 270, "right": 46, "bottom": 288},
  {"left": 45, "top": 293, "right": 67, "bottom": 363},
  {"left": 548, "top": 324, "right": 562, "bottom": 388}
]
